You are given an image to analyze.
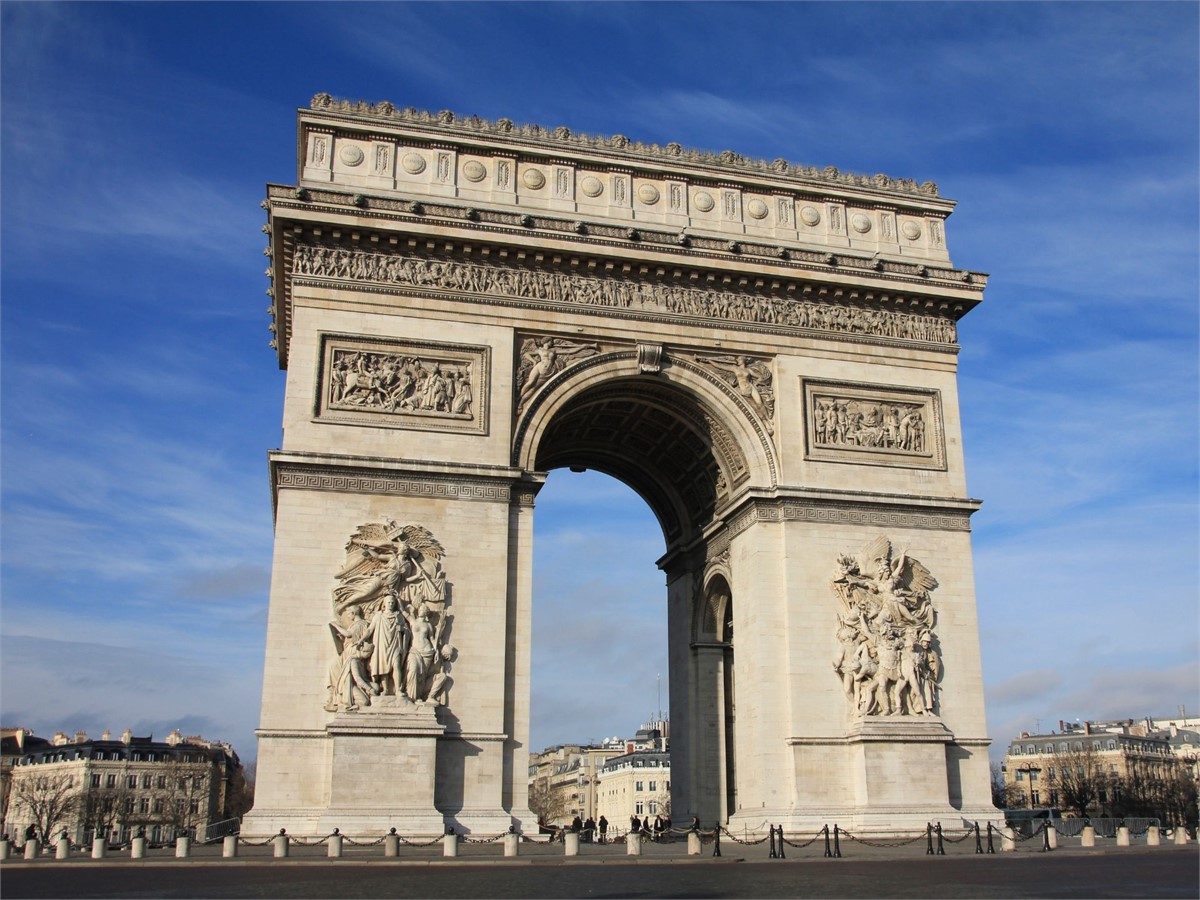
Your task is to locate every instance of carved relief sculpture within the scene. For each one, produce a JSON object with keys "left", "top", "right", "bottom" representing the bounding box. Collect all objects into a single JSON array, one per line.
[
  {"left": 324, "top": 520, "right": 455, "bottom": 712},
  {"left": 318, "top": 336, "right": 489, "bottom": 435},
  {"left": 292, "top": 244, "right": 959, "bottom": 345},
  {"left": 813, "top": 396, "right": 925, "bottom": 452},
  {"left": 693, "top": 354, "right": 775, "bottom": 434},
  {"left": 516, "top": 336, "right": 600, "bottom": 412},
  {"left": 829, "top": 536, "right": 941, "bottom": 717}
]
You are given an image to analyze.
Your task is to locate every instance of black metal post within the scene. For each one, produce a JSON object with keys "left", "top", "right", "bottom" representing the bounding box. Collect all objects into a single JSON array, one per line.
[
  {"left": 823, "top": 824, "right": 832, "bottom": 858},
  {"left": 926, "top": 822, "right": 934, "bottom": 855},
  {"left": 1042, "top": 821, "right": 1051, "bottom": 852},
  {"left": 777, "top": 825, "right": 785, "bottom": 859},
  {"left": 936, "top": 822, "right": 945, "bottom": 855},
  {"left": 832, "top": 824, "right": 841, "bottom": 858},
  {"left": 974, "top": 821, "right": 983, "bottom": 854},
  {"left": 986, "top": 822, "right": 995, "bottom": 854},
  {"left": 712, "top": 827, "right": 722, "bottom": 857},
  {"left": 768, "top": 824, "right": 777, "bottom": 858}
]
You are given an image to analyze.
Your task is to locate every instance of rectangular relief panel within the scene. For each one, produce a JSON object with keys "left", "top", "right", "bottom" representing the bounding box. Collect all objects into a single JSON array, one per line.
[
  {"left": 803, "top": 379, "right": 944, "bottom": 470},
  {"left": 315, "top": 333, "right": 490, "bottom": 435}
]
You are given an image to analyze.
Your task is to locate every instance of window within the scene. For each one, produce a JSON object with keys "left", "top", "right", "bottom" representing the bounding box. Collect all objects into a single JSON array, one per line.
[
  {"left": 635, "top": 801, "right": 644, "bottom": 815},
  {"left": 649, "top": 801, "right": 658, "bottom": 814},
  {"left": 106, "top": 774, "right": 116, "bottom": 788},
  {"left": 139, "top": 798, "right": 150, "bottom": 814},
  {"left": 1015, "top": 771, "right": 1024, "bottom": 781},
  {"left": 1076, "top": 766, "right": 1084, "bottom": 777},
  {"left": 142, "top": 774, "right": 152, "bottom": 789},
  {"left": 1049, "top": 790, "right": 1059, "bottom": 805},
  {"left": 153, "top": 799, "right": 164, "bottom": 814},
  {"left": 635, "top": 781, "right": 644, "bottom": 792},
  {"left": 1048, "top": 767, "right": 1056, "bottom": 780},
  {"left": 1107, "top": 741, "right": 1116, "bottom": 750},
  {"left": 1029, "top": 771, "right": 1038, "bottom": 782},
  {"left": 1026, "top": 746, "right": 1034, "bottom": 755},
  {"left": 1059, "top": 743, "right": 1067, "bottom": 753},
  {"left": 649, "top": 781, "right": 657, "bottom": 792},
  {"left": 91, "top": 774, "right": 100, "bottom": 788},
  {"left": 1098, "top": 789, "right": 1107, "bottom": 803},
  {"left": 127, "top": 775, "right": 137, "bottom": 789},
  {"left": 157, "top": 776, "right": 166, "bottom": 789},
  {"left": 1030, "top": 790, "right": 1040, "bottom": 806},
  {"left": 189, "top": 800, "right": 199, "bottom": 815},
  {"left": 1011, "top": 746, "right": 1021, "bottom": 755}
]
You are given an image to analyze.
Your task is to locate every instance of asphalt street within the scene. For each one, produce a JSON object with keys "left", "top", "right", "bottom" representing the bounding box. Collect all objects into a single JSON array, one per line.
[{"left": 2, "top": 846, "right": 1196, "bottom": 899}]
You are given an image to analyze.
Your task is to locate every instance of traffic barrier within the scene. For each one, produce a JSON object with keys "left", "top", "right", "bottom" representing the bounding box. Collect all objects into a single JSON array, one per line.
[
  {"left": 56, "top": 833, "right": 71, "bottom": 860},
  {"left": 91, "top": 837, "right": 105, "bottom": 859},
  {"left": 627, "top": 831, "right": 641, "bottom": 856},
  {"left": 130, "top": 835, "right": 145, "bottom": 859},
  {"left": 25, "top": 839, "right": 41, "bottom": 860},
  {"left": 442, "top": 828, "right": 458, "bottom": 858},
  {"left": 273, "top": 830, "right": 289, "bottom": 858},
  {"left": 1146, "top": 827, "right": 1159, "bottom": 846},
  {"left": 564, "top": 830, "right": 579, "bottom": 856},
  {"left": 1116, "top": 825, "right": 1130, "bottom": 847},
  {"left": 176, "top": 835, "right": 191, "bottom": 858},
  {"left": 223, "top": 834, "right": 238, "bottom": 857},
  {"left": 1081, "top": 824, "right": 1096, "bottom": 848},
  {"left": 504, "top": 830, "right": 519, "bottom": 857},
  {"left": 328, "top": 830, "right": 342, "bottom": 858}
]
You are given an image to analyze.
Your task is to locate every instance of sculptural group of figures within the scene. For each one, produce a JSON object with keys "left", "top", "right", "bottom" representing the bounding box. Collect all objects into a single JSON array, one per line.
[
  {"left": 830, "top": 537, "right": 941, "bottom": 717},
  {"left": 330, "top": 350, "right": 473, "bottom": 417},
  {"left": 814, "top": 398, "right": 926, "bottom": 452},
  {"left": 292, "top": 244, "right": 958, "bottom": 344},
  {"left": 324, "top": 522, "right": 455, "bottom": 713}
]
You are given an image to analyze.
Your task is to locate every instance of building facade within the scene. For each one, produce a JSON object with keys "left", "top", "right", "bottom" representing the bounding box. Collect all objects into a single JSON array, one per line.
[
  {"left": 4, "top": 729, "right": 244, "bottom": 845},
  {"left": 595, "top": 750, "right": 672, "bottom": 827},
  {"left": 1002, "top": 718, "right": 1194, "bottom": 818}
]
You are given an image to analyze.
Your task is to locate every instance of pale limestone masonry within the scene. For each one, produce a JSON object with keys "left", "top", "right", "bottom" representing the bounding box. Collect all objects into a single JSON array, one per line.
[{"left": 244, "top": 95, "right": 998, "bottom": 838}]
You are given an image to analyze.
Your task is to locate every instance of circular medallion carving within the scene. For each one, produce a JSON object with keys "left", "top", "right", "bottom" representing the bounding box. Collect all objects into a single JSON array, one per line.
[
  {"left": 338, "top": 144, "right": 365, "bottom": 167},
  {"left": 800, "top": 205, "right": 821, "bottom": 226},
  {"left": 851, "top": 213, "right": 872, "bottom": 233},
  {"left": 694, "top": 191, "right": 715, "bottom": 212},
  {"left": 746, "top": 198, "right": 769, "bottom": 220},
  {"left": 637, "top": 184, "right": 660, "bottom": 205},
  {"left": 580, "top": 176, "right": 604, "bottom": 198},
  {"left": 522, "top": 168, "right": 546, "bottom": 190},
  {"left": 462, "top": 160, "right": 487, "bottom": 183},
  {"left": 901, "top": 221, "right": 923, "bottom": 240},
  {"left": 401, "top": 152, "right": 426, "bottom": 175}
]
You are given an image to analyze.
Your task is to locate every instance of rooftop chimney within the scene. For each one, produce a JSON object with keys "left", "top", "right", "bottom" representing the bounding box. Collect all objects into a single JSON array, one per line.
[{"left": 74, "top": 731, "right": 88, "bottom": 744}]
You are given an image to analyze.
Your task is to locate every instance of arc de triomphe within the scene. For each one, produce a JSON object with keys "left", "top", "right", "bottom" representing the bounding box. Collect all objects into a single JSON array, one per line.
[{"left": 244, "top": 95, "right": 997, "bottom": 837}]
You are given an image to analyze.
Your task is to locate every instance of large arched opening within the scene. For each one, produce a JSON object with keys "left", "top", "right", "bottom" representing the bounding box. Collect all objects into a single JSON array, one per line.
[{"left": 518, "top": 363, "right": 770, "bottom": 824}]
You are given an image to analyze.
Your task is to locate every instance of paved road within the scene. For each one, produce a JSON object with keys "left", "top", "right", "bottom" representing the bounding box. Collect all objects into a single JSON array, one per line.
[{"left": 2, "top": 846, "right": 1196, "bottom": 898}]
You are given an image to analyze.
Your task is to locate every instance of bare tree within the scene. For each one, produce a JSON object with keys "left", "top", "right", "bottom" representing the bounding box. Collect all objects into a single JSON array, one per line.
[
  {"left": 990, "top": 762, "right": 1024, "bottom": 809},
  {"left": 157, "top": 762, "right": 212, "bottom": 838},
  {"left": 1051, "top": 748, "right": 1106, "bottom": 817},
  {"left": 11, "top": 772, "right": 78, "bottom": 844},
  {"left": 528, "top": 778, "right": 567, "bottom": 827}
]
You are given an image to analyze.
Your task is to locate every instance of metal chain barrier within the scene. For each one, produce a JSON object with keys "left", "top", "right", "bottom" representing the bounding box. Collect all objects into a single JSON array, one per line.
[
  {"left": 287, "top": 833, "right": 333, "bottom": 846},
  {"left": 839, "top": 827, "right": 929, "bottom": 847},
  {"left": 1011, "top": 821, "right": 1048, "bottom": 843},
  {"left": 942, "top": 826, "right": 977, "bottom": 844},
  {"left": 341, "top": 834, "right": 388, "bottom": 846},
  {"left": 460, "top": 832, "right": 509, "bottom": 844},
  {"left": 780, "top": 830, "right": 824, "bottom": 849},
  {"left": 237, "top": 835, "right": 278, "bottom": 847},
  {"left": 719, "top": 826, "right": 770, "bottom": 845},
  {"left": 395, "top": 833, "right": 446, "bottom": 847}
]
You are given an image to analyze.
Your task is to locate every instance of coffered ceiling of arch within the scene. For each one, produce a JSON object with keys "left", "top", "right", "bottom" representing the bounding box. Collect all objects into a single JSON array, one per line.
[{"left": 532, "top": 379, "right": 745, "bottom": 545}]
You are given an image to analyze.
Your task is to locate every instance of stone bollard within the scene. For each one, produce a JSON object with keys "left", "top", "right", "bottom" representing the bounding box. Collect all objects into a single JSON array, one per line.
[
  {"left": 384, "top": 830, "right": 400, "bottom": 856},
  {"left": 273, "top": 830, "right": 289, "bottom": 858},
  {"left": 176, "top": 835, "right": 191, "bottom": 858},
  {"left": 627, "top": 831, "right": 642, "bottom": 856},
  {"left": 1146, "top": 827, "right": 1160, "bottom": 846},
  {"left": 56, "top": 834, "right": 71, "bottom": 860},
  {"left": 0, "top": 838, "right": 10, "bottom": 861},
  {"left": 328, "top": 831, "right": 343, "bottom": 858},
  {"left": 130, "top": 835, "right": 145, "bottom": 859},
  {"left": 92, "top": 837, "right": 106, "bottom": 859},
  {"left": 223, "top": 834, "right": 239, "bottom": 858},
  {"left": 25, "top": 839, "right": 41, "bottom": 860},
  {"left": 688, "top": 831, "right": 701, "bottom": 855},
  {"left": 1046, "top": 825, "right": 1058, "bottom": 850},
  {"left": 504, "top": 832, "right": 519, "bottom": 857},
  {"left": 442, "top": 829, "right": 458, "bottom": 858},
  {"left": 1173, "top": 826, "right": 1188, "bottom": 845},
  {"left": 1000, "top": 826, "right": 1016, "bottom": 852},
  {"left": 1081, "top": 825, "right": 1096, "bottom": 847},
  {"left": 1116, "top": 826, "right": 1130, "bottom": 847},
  {"left": 564, "top": 830, "right": 580, "bottom": 856}
]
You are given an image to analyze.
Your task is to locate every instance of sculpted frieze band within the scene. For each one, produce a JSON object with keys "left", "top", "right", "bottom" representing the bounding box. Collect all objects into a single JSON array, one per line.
[
  {"left": 291, "top": 244, "right": 958, "bottom": 345},
  {"left": 693, "top": 354, "right": 775, "bottom": 435}
]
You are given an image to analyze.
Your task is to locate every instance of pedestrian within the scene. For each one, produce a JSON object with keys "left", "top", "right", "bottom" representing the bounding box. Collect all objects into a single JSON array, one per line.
[
  {"left": 571, "top": 814, "right": 583, "bottom": 834},
  {"left": 584, "top": 816, "right": 595, "bottom": 843},
  {"left": 642, "top": 815, "right": 651, "bottom": 838},
  {"left": 653, "top": 814, "right": 664, "bottom": 841},
  {"left": 630, "top": 813, "right": 640, "bottom": 835},
  {"left": 598, "top": 815, "right": 609, "bottom": 844}
]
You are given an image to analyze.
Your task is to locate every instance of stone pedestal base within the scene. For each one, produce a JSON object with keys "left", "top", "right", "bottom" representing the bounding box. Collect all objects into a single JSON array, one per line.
[
  {"left": 775, "top": 718, "right": 994, "bottom": 833},
  {"left": 244, "top": 705, "right": 449, "bottom": 838}
]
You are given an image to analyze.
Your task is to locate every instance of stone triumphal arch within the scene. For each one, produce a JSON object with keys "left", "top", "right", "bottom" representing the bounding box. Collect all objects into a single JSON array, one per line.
[{"left": 244, "top": 95, "right": 997, "bottom": 837}]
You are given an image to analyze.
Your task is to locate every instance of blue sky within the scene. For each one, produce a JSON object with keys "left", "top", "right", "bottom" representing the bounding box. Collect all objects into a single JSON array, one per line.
[{"left": 2, "top": 2, "right": 1196, "bottom": 764}]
